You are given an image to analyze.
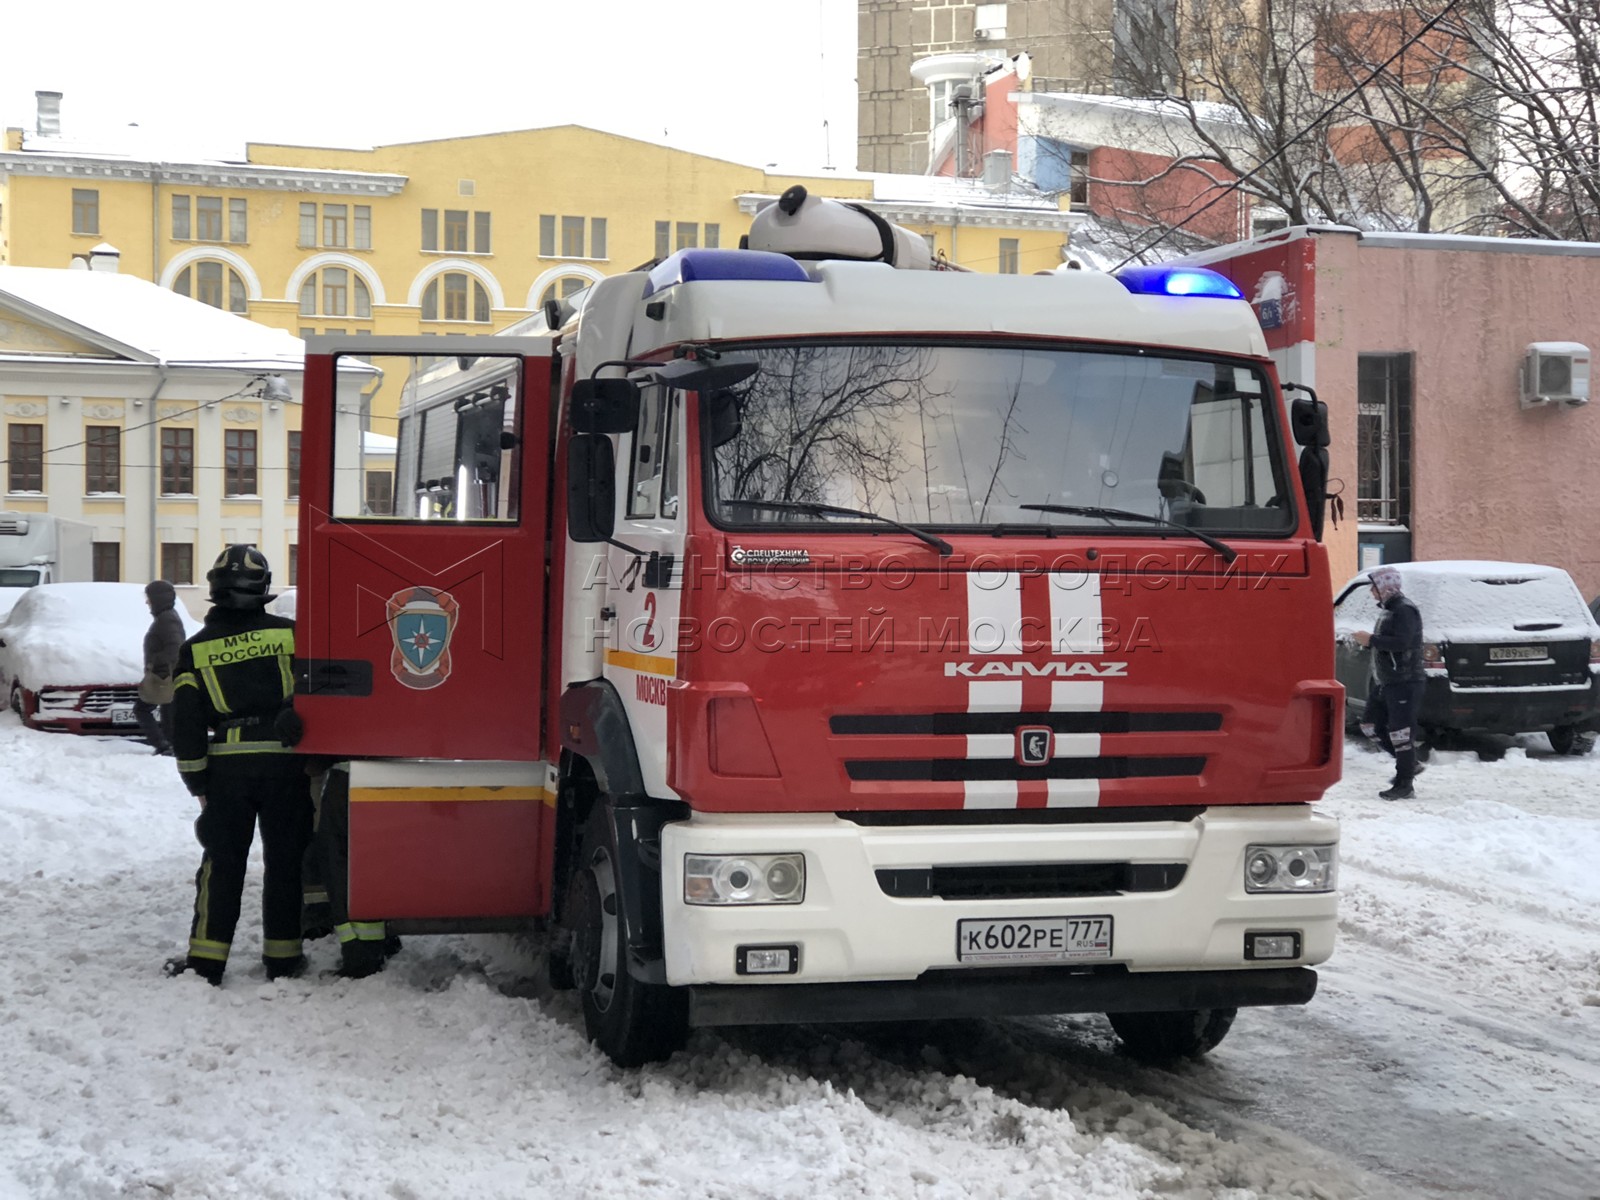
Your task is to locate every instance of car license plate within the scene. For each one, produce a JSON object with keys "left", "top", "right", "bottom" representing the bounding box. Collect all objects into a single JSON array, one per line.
[
  {"left": 110, "top": 706, "right": 137, "bottom": 725},
  {"left": 1489, "top": 645, "right": 1546, "bottom": 661},
  {"left": 956, "top": 915, "right": 1113, "bottom": 964}
]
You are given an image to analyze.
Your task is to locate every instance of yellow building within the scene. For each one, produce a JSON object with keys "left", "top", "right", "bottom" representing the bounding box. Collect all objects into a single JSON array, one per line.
[{"left": 1, "top": 97, "right": 1078, "bottom": 588}]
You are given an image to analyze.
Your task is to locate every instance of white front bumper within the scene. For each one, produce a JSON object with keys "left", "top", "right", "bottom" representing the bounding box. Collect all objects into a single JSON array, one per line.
[{"left": 659, "top": 805, "right": 1338, "bottom": 987}]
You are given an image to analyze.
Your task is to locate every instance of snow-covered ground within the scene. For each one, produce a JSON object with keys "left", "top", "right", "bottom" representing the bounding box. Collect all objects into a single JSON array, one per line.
[{"left": 1, "top": 716, "right": 1596, "bottom": 1200}]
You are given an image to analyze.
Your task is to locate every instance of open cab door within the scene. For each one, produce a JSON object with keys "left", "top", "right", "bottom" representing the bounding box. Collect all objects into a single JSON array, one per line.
[{"left": 296, "top": 336, "right": 556, "bottom": 922}]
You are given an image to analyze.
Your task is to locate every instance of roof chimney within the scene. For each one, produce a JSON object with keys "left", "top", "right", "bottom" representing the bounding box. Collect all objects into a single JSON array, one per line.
[
  {"left": 35, "top": 91, "right": 63, "bottom": 137},
  {"left": 983, "top": 149, "right": 1013, "bottom": 189}
]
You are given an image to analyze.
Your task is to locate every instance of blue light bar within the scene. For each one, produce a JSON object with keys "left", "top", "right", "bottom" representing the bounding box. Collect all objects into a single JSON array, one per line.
[
  {"left": 644, "top": 249, "right": 811, "bottom": 296},
  {"left": 1115, "top": 265, "right": 1244, "bottom": 300}
]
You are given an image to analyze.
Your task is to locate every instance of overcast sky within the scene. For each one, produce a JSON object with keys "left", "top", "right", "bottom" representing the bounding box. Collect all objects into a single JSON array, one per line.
[{"left": 3, "top": 0, "right": 860, "bottom": 172}]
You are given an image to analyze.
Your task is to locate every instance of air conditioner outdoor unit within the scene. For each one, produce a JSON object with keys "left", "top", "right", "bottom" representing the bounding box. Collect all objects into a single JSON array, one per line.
[
  {"left": 1520, "top": 341, "right": 1590, "bottom": 409},
  {"left": 973, "top": 27, "right": 992, "bottom": 39}
]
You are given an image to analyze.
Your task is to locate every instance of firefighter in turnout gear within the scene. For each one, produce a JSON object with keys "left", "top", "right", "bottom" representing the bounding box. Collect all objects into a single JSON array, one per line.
[{"left": 164, "top": 546, "right": 313, "bottom": 984}]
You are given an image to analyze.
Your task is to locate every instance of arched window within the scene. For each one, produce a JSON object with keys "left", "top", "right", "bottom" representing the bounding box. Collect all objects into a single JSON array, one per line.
[
  {"left": 421, "top": 272, "right": 490, "bottom": 323},
  {"left": 175, "top": 261, "right": 247, "bottom": 313},
  {"left": 540, "top": 274, "right": 590, "bottom": 310},
  {"left": 299, "top": 267, "right": 372, "bottom": 318}
]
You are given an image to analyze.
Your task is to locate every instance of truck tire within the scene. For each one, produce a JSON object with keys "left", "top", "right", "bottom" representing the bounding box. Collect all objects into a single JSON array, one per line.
[
  {"left": 1106, "top": 1007, "right": 1237, "bottom": 1063},
  {"left": 1547, "top": 725, "right": 1594, "bottom": 756},
  {"left": 567, "top": 802, "right": 688, "bottom": 1067}
]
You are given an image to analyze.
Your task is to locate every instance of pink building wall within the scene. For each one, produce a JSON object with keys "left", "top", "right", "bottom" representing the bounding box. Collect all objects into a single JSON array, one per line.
[{"left": 1330, "top": 233, "right": 1600, "bottom": 597}]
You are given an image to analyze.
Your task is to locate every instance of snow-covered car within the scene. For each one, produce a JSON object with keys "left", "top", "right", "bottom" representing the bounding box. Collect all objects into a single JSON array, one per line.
[
  {"left": 1334, "top": 561, "right": 1600, "bottom": 754},
  {"left": 266, "top": 587, "right": 297, "bottom": 620},
  {"left": 0, "top": 582, "right": 201, "bottom": 735}
]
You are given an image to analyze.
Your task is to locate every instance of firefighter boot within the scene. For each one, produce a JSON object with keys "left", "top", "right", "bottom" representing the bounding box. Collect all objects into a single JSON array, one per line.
[
  {"left": 337, "top": 938, "right": 388, "bottom": 979},
  {"left": 264, "top": 954, "right": 308, "bottom": 981},
  {"left": 163, "top": 955, "right": 224, "bottom": 986}
]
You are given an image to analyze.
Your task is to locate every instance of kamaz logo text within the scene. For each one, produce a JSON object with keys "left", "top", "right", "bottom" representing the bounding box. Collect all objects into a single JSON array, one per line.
[{"left": 943, "top": 660, "right": 1129, "bottom": 678}]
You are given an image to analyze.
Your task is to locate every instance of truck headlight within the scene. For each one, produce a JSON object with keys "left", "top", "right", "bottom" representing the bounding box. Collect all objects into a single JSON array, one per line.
[
  {"left": 1243, "top": 844, "right": 1336, "bottom": 893},
  {"left": 684, "top": 853, "right": 806, "bottom": 905}
]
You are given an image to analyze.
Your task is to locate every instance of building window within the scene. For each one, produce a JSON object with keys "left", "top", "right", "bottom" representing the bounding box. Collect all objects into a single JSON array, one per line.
[
  {"left": 225, "top": 429, "right": 258, "bottom": 496},
  {"left": 323, "top": 203, "right": 348, "bottom": 248},
  {"left": 7, "top": 423, "right": 44, "bottom": 492},
  {"left": 287, "top": 543, "right": 299, "bottom": 585},
  {"left": 92, "top": 542, "right": 120, "bottom": 582},
  {"left": 658, "top": 221, "right": 716, "bottom": 255},
  {"left": 365, "top": 470, "right": 394, "bottom": 515},
  {"left": 175, "top": 261, "right": 248, "bottom": 314},
  {"left": 160, "top": 542, "right": 194, "bottom": 586},
  {"left": 540, "top": 274, "right": 590, "bottom": 311},
  {"left": 561, "top": 215, "right": 585, "bottom": 258},
  {"left": 299, "top": 268, "right": 372, "bottom": 318},
  {"left": 73, "top": 188, "right": 100, "bottom": 235},
  {"left": 542, "top": 215, "right": 604, "bottom": 258},
  {"left": 998, "top": 238, "right": 1020, "bottom": 273},
  {"left": 1070, "top": 151, "right": 1090, "bottom": 207},
  {"left": 172, "top": 195, "right": 191, "bottom": 240},
  {"left": 196, "top": 196, "right": 224, "bottom": 242},
  {"left": 85, "top": 426, "right": 121, "bottom": 493},
  {"left": 287, "top": 430, "right": 301, "bottom": 499},
  {"left": 705, "top": 223, "right": 720, "bottom": 249},
  {"left": 421, "top": 273, "right": 490, "bottom": 322},
  {"left": 354, "top": 205, "right": 371, "bottom": 250},
  {"left": 421, "top": 209, "right": 439, "bottom": 252},
  {"left": 676, "top": 222, "right": 698, "bottom": 251},
  {"left": 300, "top": 203, "right": 318, "bottom": 248},
  {"left": 444, "top": 210, "right": 468, "bottom": 253},
  {"left": 655, "top": 220, "right": 670, "bottom": 260},
  {"left": 1357, "top": 353, "right": 1413, "bottom": 525},
  {"left": 161, "top": 427, "right": 195, "bottom": 494},
  {"left": 229, "top": 198, "right": 248, "bottom": 243},
  {"left": 474, "top": 211, "right": 492, "bottom": 254}
]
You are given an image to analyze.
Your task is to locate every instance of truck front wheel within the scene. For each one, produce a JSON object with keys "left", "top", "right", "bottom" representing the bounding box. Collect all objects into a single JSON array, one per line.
[
  {"left": 1106, "top": 1007, "right": 1237, "bottom": 1063},
  {"left": 567, "top": 802, "right": 688, "bottom": 1067}
]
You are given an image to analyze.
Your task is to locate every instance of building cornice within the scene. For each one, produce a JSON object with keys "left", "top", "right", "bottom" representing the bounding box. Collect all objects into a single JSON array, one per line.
[{"left": 0, "top": 152, "right": 407, "bottom": 196}]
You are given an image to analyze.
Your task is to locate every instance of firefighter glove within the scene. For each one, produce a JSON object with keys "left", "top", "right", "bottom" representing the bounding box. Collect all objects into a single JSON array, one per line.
[{"left": 274, "top": 706, "right": 305, "bottom": 748}]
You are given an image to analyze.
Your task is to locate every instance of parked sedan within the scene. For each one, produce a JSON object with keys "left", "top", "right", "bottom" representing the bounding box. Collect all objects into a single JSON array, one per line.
[
  {"left": 0, "top": 582, "right": 200, "bottom": 735},
  {"left": 1335, "top": 561, "right": 1600, "bottom": 754}
]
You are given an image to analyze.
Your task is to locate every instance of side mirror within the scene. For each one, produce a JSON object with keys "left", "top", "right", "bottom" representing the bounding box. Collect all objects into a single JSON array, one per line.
[
  {"left": 654, "top": 354, "right": 758, "bottom": 393},
  {"left": 567, "top": 434, "right": 616, "bottom": 542},
  {"left": 1288, "top": 389, "right": 1329, "bottom": 449},
  {"left": 570, "top": 378, "right": 640, "bottom": 434},
  {"left": 706, "top": 389, "right": 743, "bottom": 448}
]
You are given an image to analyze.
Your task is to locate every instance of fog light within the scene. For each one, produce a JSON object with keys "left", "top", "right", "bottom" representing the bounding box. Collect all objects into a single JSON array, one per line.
[
  {"left": 1245, "top": 931, "right": 1301, "bottom": 960},
  {"left": 685, "top": 853, "right": 806, "bottom": 905},
  {"left": 1243, "top": 844, "right": 1336, "bottom": 893},
  {"left": 737, "top": 944, "right": 799, "bottom": 975}
]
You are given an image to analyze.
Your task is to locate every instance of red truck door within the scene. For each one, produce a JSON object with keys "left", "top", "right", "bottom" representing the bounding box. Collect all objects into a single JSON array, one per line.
[{"left": 294, "top": 337, "right": 555, "bottom": 763}]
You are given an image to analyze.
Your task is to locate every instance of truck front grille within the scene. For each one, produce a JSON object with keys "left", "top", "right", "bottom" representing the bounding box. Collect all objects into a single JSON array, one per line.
[{"left": 876, "top": 861, "right": 1187, "bottom": 900}]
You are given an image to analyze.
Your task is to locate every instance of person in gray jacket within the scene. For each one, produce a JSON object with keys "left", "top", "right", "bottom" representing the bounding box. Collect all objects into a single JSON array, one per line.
[{"left": 135, "top": 580, "right": 184, "bottom": 755}]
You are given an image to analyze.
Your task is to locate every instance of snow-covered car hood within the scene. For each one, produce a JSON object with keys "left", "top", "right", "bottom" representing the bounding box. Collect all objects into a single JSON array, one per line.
[
  {"left": 0, "top": 582, "right": 202, "bottom": 689},
  {"left": 1336, "top": 560, "right": 1600, "bottom": 643}
]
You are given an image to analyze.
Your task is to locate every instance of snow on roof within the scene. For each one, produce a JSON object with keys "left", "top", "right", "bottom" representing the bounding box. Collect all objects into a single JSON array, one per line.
[{"left": 0, "top": 266, "right": 305, "bottom": 370}]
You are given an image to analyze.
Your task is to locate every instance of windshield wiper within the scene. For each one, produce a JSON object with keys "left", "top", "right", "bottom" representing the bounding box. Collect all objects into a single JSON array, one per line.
[
  {"left": 726, "top": 499, "right": 953, "bottom": 556},
  {"left": 1019, "top": 503, "right": 1238, "bottom": 563}
]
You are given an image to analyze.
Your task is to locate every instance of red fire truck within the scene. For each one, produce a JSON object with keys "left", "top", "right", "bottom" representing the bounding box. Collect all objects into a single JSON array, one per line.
[{"left": 295, "top": 191, "right": 1342, "bottom": 1066}]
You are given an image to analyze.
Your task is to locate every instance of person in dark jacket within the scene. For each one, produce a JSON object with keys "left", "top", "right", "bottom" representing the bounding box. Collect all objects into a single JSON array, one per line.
[
  {"left": 1354, "top": 565, "right": 1426, "bottom": 800},
  {"left": 163, "top": 546, "right": 313, "bottom": 985},
  {"left": 134, "top": 580, "right": 184, "bottom": 755}
]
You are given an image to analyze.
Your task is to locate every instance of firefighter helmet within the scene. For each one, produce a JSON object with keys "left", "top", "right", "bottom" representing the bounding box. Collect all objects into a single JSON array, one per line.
[{"left": 206, "top": 544, "right": 273, "bottom": 607}]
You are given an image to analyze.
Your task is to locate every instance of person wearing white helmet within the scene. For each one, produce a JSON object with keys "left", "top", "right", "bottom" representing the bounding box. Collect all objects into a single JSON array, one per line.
[{"left": 1353, "top": 565, "right": 1426, "bottom": 800}]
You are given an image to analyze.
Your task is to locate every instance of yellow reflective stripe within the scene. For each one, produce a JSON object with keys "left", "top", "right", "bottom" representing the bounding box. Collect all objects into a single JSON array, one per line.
[
  {"left": 225, "top": 726, "right": 241, "bottom": 745},
  {"left": 303, "top": 887, "right": 329, "bottom": 905},
  {"left": 195, "top": 860, "right": 214, "bottom": 942},
  {"left": 189, "top": 938, "right": 230, "bottom": 962},
  {"left": 178, "top": 757, "right": 208, "bottom": 773},
  {"left": 198, "top": 665, "right": 228, "bottom": 714},
  {"left": 190, "top": 628, "right": 295, "bottom": 670},
  {"left": 263, "top": 939, "right": 302, "bottom": 958},
  {"left": 207, "top": 741, "right": 295, "bottom": 756},
  {"left": 351, "top": 922, "right": 387, "bottom": 941},
  {"left": 174, "top": 672, "right": 200, "bottom": 692},
  {"left": 278, "top": 654, "right": 294, "bottom": 700},
  {"left": 349, "top": 786, "right": 549, "bottom": 804}
]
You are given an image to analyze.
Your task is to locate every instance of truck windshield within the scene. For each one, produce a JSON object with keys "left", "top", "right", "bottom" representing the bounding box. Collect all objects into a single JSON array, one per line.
[
  {"left": 704, "top": 342, "right": 1296, "bottom": 537},
  {"left": 0, "top": 568, "right": 41, "bottom": 587}
]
